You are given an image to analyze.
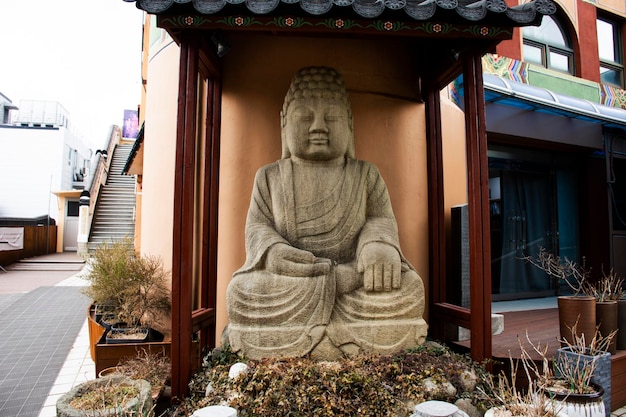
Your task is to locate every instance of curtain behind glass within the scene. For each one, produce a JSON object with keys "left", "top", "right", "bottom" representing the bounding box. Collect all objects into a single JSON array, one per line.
[{"left": 496, "top": 171, "right": 553, "bottom": 294}]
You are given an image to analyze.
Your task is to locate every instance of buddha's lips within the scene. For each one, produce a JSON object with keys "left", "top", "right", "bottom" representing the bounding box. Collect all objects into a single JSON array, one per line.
[{"left": 309, "top": 137, "right": 329, "bottom": 145}]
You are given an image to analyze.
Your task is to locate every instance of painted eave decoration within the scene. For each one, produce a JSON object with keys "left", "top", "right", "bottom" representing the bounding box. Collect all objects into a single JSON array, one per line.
[{"left": 131, "top": 0, "right": 556, "bottom": 26}]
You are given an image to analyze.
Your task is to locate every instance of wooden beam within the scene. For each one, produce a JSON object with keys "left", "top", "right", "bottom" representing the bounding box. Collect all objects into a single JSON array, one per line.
[
  {"left": 462, "top": 49, "right": 492, "bottom": 364},
  {"left": 425, "top": 83, "right": 447, "bottom": 342},
  {"left": 171, "top": 33, "right": 200, "bottom": 401}
]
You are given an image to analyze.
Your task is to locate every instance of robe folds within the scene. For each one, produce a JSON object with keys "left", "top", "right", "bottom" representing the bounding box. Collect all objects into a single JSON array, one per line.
[{"left": 226, "top": 157, "right": 428, "bottom": 359}]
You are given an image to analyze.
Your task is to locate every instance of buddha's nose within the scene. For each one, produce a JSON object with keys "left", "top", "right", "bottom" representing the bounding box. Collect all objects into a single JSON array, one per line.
[{"left": 309, "top": 113, "right": 329, "bottom": 133}]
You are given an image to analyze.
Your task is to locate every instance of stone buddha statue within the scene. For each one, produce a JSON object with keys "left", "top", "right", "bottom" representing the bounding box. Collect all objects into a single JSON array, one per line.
[{"left": 226, "top": 66, "right": 428, "bottom": 360}]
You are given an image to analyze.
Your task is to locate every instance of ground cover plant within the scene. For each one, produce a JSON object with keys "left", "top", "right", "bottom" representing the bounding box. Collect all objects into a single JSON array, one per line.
[{"left": 169, "top": 341, "right": 492, "bottom": 417}]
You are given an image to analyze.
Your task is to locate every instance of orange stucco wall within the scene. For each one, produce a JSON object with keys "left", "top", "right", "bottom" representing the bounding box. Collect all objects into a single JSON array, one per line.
[{"left": 142, "top": 30, "right": 469, "bottom": 344}]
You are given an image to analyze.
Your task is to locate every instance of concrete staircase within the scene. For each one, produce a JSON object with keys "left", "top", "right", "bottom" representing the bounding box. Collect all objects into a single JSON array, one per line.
[{"left": 88, "top": 144, "right": 136, "bottom": 250}]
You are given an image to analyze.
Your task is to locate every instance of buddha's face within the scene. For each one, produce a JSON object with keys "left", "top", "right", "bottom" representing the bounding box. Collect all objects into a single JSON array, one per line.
[{"left": 283, "top": 97, "right": 352, "bottom": 162}]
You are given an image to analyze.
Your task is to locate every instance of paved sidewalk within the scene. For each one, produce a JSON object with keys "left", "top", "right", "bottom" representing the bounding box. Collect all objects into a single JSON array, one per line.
[{"left": 0, "top": 253, "right": 91, "bottom": 417}]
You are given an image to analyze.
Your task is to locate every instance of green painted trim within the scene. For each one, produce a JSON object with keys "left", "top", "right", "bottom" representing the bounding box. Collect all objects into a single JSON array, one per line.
[
  {"left": 527, "top": 67, "right": 600, "bottom": 102},
  {"left": 158, "top": 15, "right": 513, "bottom": 38}
]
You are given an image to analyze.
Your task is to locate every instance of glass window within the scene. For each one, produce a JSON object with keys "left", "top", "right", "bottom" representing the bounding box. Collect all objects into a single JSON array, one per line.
[
  {"left": 523, "top": 15, "right": 574, "bottom": 75},
  {"left": 597, "top": 17, "right": 623, "bottom": 87}
]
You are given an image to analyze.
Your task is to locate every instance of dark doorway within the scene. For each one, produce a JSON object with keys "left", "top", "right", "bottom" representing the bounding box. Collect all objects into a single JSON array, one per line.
[{"left": 488, "top": 145, "right": 580, "bottom": 301}]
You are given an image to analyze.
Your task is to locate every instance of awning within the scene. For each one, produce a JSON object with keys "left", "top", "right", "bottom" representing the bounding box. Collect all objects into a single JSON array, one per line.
[
  {"left": 483, "top": 73, "right": 626, "bottom": 131},
  {"left": 458, "top": 74, "right": 626, "bottom": 149}
]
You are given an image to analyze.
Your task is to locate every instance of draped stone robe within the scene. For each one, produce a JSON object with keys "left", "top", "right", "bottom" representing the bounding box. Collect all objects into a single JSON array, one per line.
[{"left": 226, "top": 157, "right": 428, "bottom": 359}]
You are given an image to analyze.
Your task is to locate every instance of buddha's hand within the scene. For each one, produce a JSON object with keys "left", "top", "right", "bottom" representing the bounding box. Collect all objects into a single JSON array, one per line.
[
  {"left": 357, "top": 243, "right": 401, "bottom": 292},
  {"left": 266, "top": 243, "right": 331, "bottom": 277}
]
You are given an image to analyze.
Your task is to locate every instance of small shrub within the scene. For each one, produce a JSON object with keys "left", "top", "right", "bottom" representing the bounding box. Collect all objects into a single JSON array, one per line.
[
  {"left": 171, "top": 342, "right": 492, "bottom": 417},
  {"left": 82, "top": 238, "right": 171, "bottom": 327}
]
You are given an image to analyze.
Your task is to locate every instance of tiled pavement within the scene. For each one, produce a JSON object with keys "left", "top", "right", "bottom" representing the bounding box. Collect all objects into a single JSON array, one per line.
[
  {"left": 0, "top": 254, "right": 94, "bottom": 417},
  {"left": 2, "top": 253, "right": 626, "bottom": 417}
]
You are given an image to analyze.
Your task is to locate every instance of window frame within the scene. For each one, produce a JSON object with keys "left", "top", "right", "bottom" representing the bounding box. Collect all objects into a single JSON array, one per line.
[
  {"left": 597, "top": 15, "right": 624, "bottom": 88},
  {"left": 522, "top": 14, "right": 575, "bottom": 75}
]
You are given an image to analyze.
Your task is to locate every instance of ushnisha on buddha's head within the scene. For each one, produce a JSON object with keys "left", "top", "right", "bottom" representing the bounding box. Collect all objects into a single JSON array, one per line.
[{"left": 280, "top": 67, "right": 355, "bottom": 161}]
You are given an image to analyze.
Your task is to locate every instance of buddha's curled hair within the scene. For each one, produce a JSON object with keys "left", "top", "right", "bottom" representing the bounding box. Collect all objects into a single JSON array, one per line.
[{"left": 282, "top": 66, "right": 352, "bottom": 121}]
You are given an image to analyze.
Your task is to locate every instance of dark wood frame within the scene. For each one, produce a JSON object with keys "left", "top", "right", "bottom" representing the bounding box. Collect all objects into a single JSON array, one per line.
[
  {"left": 171, "top": 32, "right": 222, "bottom": 399},
  {"left": 425, "top": 47, "right": 493, "bottom": 364}
]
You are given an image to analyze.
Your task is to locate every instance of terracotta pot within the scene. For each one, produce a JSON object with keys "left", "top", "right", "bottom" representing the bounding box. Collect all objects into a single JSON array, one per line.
[
  {"left": 618, "top": 298, "right": 626, "bottom": 350},
  {"left": 595, "top": 300, "right": 617, "bottom": 354},
  {"left": 557, "top": 296, "right": 596, "bottom": 346}
]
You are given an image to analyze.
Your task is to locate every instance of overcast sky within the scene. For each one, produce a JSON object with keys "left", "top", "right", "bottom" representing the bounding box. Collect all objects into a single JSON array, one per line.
[{"left": 0, "top": 0, "right": 144, "bottom": 149}]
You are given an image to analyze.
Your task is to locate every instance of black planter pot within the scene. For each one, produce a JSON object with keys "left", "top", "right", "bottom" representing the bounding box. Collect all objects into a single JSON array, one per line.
[
  {"left": 106, "top": 327, "right": 150, "bottom": 344},
  {"left": 98, "top": 313, "right": 117, "bottom": 331},
  {"left": 104, "top": 326, "right": 165, "bottom": 344},
  {"left": 94, "top": 303, "right": 114, "bottom": 323}
]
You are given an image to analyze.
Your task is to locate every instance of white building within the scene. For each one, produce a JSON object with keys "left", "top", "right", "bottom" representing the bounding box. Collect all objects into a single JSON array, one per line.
[{"left": 0, "top": 95, "right": 93, "bottom": 250}]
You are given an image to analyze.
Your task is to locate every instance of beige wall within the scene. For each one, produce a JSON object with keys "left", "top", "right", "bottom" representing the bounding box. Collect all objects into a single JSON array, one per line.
[
  {"left": 140, "top": 37, "right": 179, "bottom": 275},
  {"left": 216, "top": 34, "right": 430, "bottom": 339},
  {"left": 441, "top": 91, "right": 468, "bottom": 229}
]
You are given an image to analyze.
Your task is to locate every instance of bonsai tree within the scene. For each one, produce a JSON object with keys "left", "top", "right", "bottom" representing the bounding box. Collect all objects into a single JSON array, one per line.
[{"left": 82, "top": 238, "right": 171, "bottom": 329}]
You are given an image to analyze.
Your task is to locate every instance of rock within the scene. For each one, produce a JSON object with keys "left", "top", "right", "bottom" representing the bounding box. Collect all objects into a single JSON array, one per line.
[
  {"left": 459, "top": 370, "right": 478, "bottom": 391},
  {"left": 422, "top": 377, "right": 457, "bottom": 397},
  {"left": 455, "top": 399, "right": 481, "bottom": 417},
  {"left": 228, "top": 362, "right": 248, "bottom": 379}
]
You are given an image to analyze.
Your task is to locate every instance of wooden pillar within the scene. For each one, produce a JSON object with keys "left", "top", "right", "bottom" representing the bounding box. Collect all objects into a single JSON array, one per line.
[
  {"left": 426, "top": 82, "right": 447, "bottom": 342},
  {"left": 171, "top": 34, "right": 199, "bottom": 400},
  {"left": 462, "top": 50, "right": 493, "bottom": 363}
]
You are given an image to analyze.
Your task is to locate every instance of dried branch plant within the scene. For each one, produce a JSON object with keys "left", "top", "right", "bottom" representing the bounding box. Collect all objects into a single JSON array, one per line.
[
  {"left": 521, "top": 247, "right": 589, "bottom": 295},
  {"left": 480, "top": 352, "right": 562, "bottom": 417},
  {"left": 585, "top": 269, "right": 625, "bottom": 302},
  {"left": 482, "top": 322, "right": 615, "bottom": 416},
  {"left": 549, "top": 322, "right": 616, "bottom": 395}
]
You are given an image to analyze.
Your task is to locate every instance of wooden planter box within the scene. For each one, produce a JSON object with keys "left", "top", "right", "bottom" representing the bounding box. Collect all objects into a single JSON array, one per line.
[
  {"left": 87, "top": 304, "right": 106, "bottom": 362},
  {"left": 94, "top": 331, "right": 171, "bottom": 376},
  {"left": 88, "top": 303, "right": 171, "bottom": 376}
]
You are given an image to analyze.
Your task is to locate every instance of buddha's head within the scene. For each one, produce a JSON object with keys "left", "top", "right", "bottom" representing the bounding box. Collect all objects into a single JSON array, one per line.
[{"left": 281, "top": 67, "right": 355, "bottom": 161}]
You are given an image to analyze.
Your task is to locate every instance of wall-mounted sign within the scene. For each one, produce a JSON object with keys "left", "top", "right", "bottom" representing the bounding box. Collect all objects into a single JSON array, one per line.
[{"left": 0, "top": 227, "right": 24, "bottom": 251}]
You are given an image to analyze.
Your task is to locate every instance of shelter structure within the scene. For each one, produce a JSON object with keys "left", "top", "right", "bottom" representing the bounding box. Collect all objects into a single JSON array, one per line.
[{"left": 126, "top": 0, "right": 557, "bottom": 399}]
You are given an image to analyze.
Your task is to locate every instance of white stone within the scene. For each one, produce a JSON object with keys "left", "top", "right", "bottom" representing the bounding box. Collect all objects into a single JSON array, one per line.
[
  {"left": 414, "top": 400, "right": 458, "bottom": 416},
  {"left": 192, "top": 405, "right": 237, "bottom": 417},
  {"left": 228, "top": 362, "right": 248, "bottom": 379}
]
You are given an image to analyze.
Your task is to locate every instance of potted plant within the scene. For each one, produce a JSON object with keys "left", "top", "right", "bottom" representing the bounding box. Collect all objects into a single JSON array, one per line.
[
  {"left": 523, "top": 248, "right": 596, "bottom": 347},
  {"left": 481, "top": 353, "right": 569, "bottom": 417},
  {"left": 482, "top": 327, "right": 609, "bottom": 417},
  {"left": 553, "top": 323, "right": 616, "bottom": 417},
  {"left": 56, "top": 374, "right": 153, "bottom": 417},
  {"left": 82, "top": 238, "right": 171, "bottom": 344},
  {"left": 585, "top": 269, "right": 622, "bottom": 354},
  {"left": 98, "top": 349, "right": 171, "bottom": 401}
]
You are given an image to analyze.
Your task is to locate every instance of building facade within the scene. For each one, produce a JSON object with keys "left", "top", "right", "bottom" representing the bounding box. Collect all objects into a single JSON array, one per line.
[
  {"left": 0, "top": 97, "right": 93, "bottom": 251},
  {"left": 476, "top": 0, "right": 626, "bottom": 301}
]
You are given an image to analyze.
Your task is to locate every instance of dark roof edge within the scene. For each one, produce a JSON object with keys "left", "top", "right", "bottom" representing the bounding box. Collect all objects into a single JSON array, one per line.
[{"left": 131, "top": 0, "right": 556, "bottom": 26}]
